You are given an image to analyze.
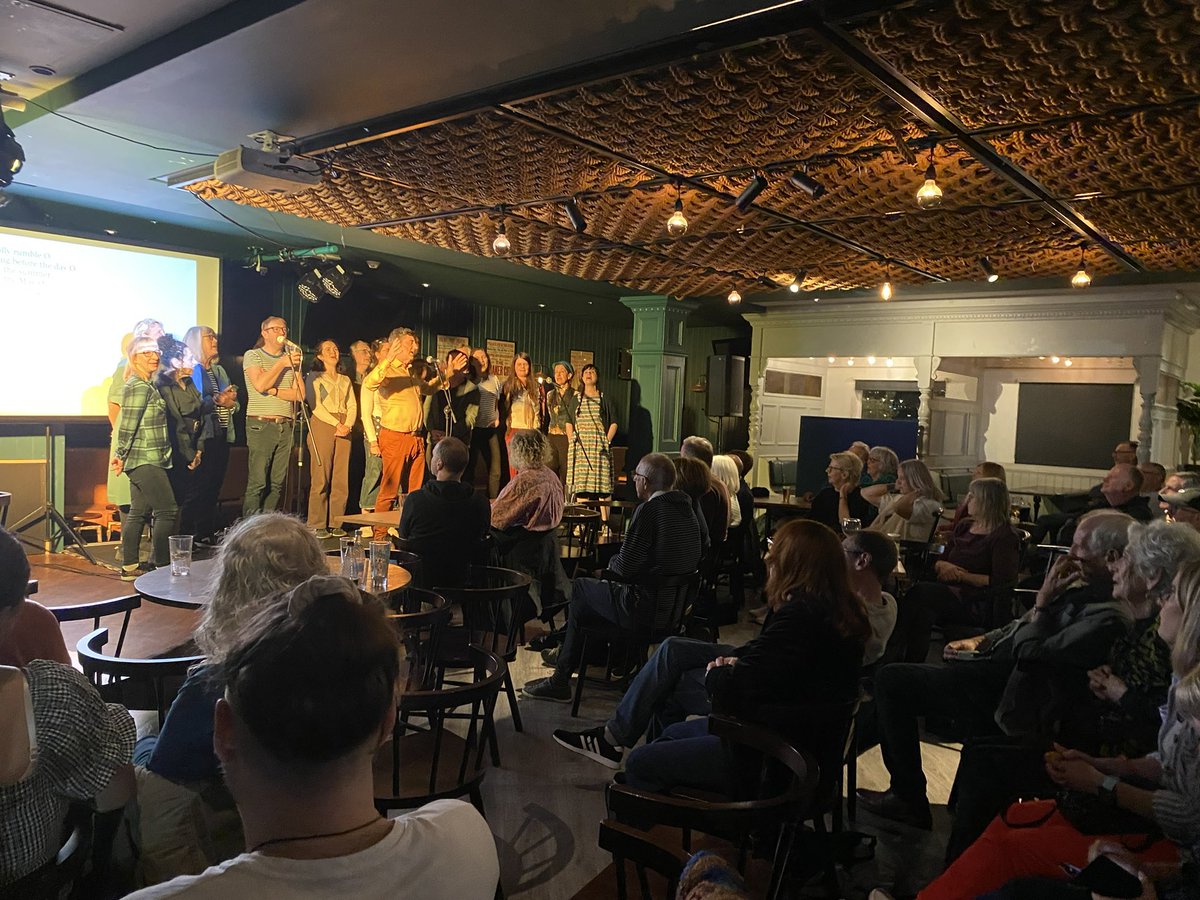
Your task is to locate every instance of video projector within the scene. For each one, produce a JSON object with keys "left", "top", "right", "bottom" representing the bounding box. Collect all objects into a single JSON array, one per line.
[{"left": 213, "top": 145, "right": 321, "bottom": 194}]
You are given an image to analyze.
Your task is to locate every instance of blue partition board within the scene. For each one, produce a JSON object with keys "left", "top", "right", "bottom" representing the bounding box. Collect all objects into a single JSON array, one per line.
[{"left": 795, "top": 416, "right": 919, "bottom": 495}]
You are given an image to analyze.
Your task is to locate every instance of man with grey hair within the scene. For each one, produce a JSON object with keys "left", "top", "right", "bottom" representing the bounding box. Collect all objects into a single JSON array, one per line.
[
  {"left": 859, "top": 509, "right": 1132, "bottom": 831},
  {"left": 242, "top": 316, "right": 304, "bottom": 515},
  {"left": 361, "top": 328, "right": 445, "bottom": 530}
]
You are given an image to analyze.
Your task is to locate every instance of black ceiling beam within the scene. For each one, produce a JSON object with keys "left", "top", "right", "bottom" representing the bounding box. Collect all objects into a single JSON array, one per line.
[
  {"left": 494, "top": 105, "right": 947, "bottom": 283},
  {"left": 806, "top": 19, "right": 1146, "bottom": 272}
]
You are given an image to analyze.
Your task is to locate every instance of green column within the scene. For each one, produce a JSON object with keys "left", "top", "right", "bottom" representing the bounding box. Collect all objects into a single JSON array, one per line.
[{"left": 620, "top": 295, "right": 697, "bottom": 455}]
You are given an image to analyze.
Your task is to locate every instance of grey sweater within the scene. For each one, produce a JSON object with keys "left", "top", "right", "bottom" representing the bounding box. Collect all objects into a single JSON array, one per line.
[{"left": 1150, "top": 681, "right": 1200, "bottom": 860}]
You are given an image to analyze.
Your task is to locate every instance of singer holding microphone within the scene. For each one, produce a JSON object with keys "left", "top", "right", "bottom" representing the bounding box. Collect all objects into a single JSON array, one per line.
[
  {"left": 241, "top": 316, "right": 304, "bottom": 515},
  {"left": 567, "top": 363, "right": 616, "bottom": 505},
  {"left": 361, "top": 327, "right": 445, "bottom": 533}
]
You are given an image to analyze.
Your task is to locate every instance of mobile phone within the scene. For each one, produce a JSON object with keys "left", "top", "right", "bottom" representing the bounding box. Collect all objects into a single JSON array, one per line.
[
  {"left": 1070, "top": 854, "right": 1143, "bottom": 899},
  {"left": 944, "top": 648, "right": 982, "bottom": 661}
]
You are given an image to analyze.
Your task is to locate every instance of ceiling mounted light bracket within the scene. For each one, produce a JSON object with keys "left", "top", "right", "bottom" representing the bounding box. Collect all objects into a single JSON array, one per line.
[
  {"left": 788, "top": 166, "right": 825, "bottom": 199},
  {"left": 980, "top": 256, "right": 998, "bottom": 283},
  {"left": 563, "top": 196, "right": 587, "bottom": 234},
  {"left": 734, "top": 171, "right": 768, "bottom": 212}
]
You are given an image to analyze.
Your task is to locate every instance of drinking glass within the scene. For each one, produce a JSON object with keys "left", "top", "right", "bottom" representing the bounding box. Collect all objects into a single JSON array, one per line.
[
  {"left": 368, "top": 541, "right": 391, "bottom": 592},
  {"left": 841, "top": 518, "right": 861, "bottom": 536},
  {"left": 341, "top": 551, "right": 365, "bottom": 586},
  {"left": 781, "top": 486, "right": 793, "bottom": 504},
  {"left": 169, "top": 534, "right": 193, "bottom": 576},
  {"left": 339, "top": 536, "right": 358, "bottom": 562}
]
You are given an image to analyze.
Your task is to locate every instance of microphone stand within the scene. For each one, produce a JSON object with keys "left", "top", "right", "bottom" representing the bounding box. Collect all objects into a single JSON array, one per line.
[{"left": 282, "top": 342, "right": 322, "bottom": 520}]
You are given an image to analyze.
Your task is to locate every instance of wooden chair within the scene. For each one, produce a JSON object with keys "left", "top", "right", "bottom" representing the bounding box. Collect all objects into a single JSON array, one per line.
[
  {"left": 50, "top": 594, "right": 141, "bottom": 658},
  {"left": 76, "top": 628, "right": 204, "bottom": 726},
  {"left": 385, "top": 587, "right": 450, "bottom": 692},
  {"left": 0, "top": 491, "right": 10, "bottom": 527},
  {"left": 603, "top": 715, "right": 819, "bottom": 900},
  {"left": 433, "top": 566, "right": 533, "bottom": 761},
  {"left": 372, "top": 645, "right": 505, "bottom": 816},
  {"left": 570, "top": 571, "right": 699, "bottom": 717},
  {"left": 559, "top": 504, "right": 601, "bottom": 578}
]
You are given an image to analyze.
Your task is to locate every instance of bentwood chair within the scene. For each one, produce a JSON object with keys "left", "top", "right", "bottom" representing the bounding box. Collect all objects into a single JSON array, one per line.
[
  {"left": 603, "top": 715, "right": 819, "bottom": 900},
  {"left": 385, "top": 587, "right": 451, "bottom": 692},
  {"left": 372, "top": 645, "right": 506, "bottom": 816},
  {"left": 51, "top": 594, "right": 141, "bottom": 658},
  {"left": 433, "top": 566, "right": 533, "bottom": 762},
  {"left": 76, "top": 628, "right": 204, "bottom": 727}
]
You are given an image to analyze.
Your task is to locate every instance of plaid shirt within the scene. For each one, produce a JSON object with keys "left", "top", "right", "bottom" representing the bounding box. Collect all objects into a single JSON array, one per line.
[
  {"left": 1, "top": 660, "right": 135, "bottom": 882},
  {"left": 115, "top": 375, "right": 172, "bottom": 470}
]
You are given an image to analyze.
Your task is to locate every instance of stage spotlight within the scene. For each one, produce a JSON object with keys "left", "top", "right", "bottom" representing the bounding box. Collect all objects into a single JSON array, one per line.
[
  {"left": 788, "top": 170, "right": 825, "bottom": 198},
  {"left": 297, "top": 270, "right": 323, "bottom": 304},
  {"left": 320, "top": 263, "right": 353, "bottom": 299},
  {"left": 563, "top": 197, "right": 587, "bottom": 234},
  {"left": 734, "top": 173, "right": 768, "bottom": 212},
  {"left": 0, "top": 109, "right": 25, "bottom": 188},
  {"left": 980, "top": 256, "right": 999, "bottom": 282}
]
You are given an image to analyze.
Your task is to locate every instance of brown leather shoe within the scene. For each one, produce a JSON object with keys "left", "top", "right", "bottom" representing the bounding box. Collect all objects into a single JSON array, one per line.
[{"left": 856, "top": 789, "right": 932, "bottom": 830}]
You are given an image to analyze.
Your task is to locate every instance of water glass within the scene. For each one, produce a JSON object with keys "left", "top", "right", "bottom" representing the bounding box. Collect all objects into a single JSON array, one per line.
[
  {"left": 341, "top": 551, "right": 366, "bottom": 586},
  {"left": 368, "top": 541, "right": 391, "bottom": 592},
  {"left": 781, "top": 486, "right": 793, "bottom": 504},
  {"left": 841, "top": 518, "right": 862, "bottom": 536},
  {"left": 169, "top": 534, "right": 193, "bottom": 576}
]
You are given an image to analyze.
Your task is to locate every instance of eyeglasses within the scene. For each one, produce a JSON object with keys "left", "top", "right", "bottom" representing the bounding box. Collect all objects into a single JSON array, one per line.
[
  {"left": 265, "top": 326, "right": 287, "bottom": 333},
  {"left": 826, "top": 466, "right": 848, "bottom": 473},
  {"left": 633, "top": 471, "right": 649, "bottom": 481}
]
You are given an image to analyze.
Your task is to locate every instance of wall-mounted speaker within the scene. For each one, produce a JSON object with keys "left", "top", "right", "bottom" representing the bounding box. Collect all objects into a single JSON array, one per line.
[{"left": 706, "top": 355, "right": 746, "bottom": 417}]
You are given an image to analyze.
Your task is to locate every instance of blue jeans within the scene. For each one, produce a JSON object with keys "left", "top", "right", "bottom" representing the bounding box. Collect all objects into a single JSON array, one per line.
[
  {"left": 608, "top": 636, "right": 733, "bottom": 747},
  {"left": 550, "top": 577, "right": 635, "bottom": 684},
  {"left": 243, "top": 419, "right": 294, "bottom": 515},
  {"left": 624, "top": 718, "right": 733, "bottom": 794}
]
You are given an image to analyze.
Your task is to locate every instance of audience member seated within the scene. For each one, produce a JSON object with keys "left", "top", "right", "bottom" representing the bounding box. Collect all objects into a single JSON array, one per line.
[
  {"left": 865, "top": 445, "right": 899, "bottom": 487},
  {"left": 1033, "top": 462, "right": 1152, "bottom": 545},
  {"left": 711, "top": 455, "right": 743, "bottom": 532},
  {"left": 858, "top": 510, "right": 1133, "bottom": 831},
  {"left": 898, "top": 556, "right": 1200, "bottom": 900},
  {"left": 522, "top": 453, "right": 702, "bottom": 703},
  {"left": 124, "top": 574, "right": 499, "bottom": 899},
  {"left": 398, "top": 437, "right": 489, "bottom": 588},
  {"left": 1140, "top": 462, "right": 1167, "bottom": 517},
  {"left": 810, "top": 451, "right": 875, "bottom": 533},
  {"left": 672, "top": 456, "right": 714, "bottom": 556},
  {"left": 1161, "top": 470, "right": 1200, "bottom": 512},
  {"left": 139, "top": 514, "right": 328, "bottom": 785},
  {"left": 489, "top": 428, "right": 567, "bottom": 612},
  {"left": 621, "top": 519, "right": 869, "bottom": 795},
  {"left": 889, "top": 477, "right": 1022, "bottom": 662},
  {"left": 945, "top": 460, "right": 1006, "bottom": 532},
  {"left": 548, "top": 521, "right": 896, "bottom": 771},
  {"left": 864, "top": 458, "right": 944, "bottom": 542},
  {"left": 0, "top": 532, "right": 68, "bottom": 667},
  {"left": 944, "top": 519, "right": 1200, "bottom": 865},
  {"left": 680, "top": 436, "right": 729, "bottom": 550},
  {"left": 0, "top": 528, "right": 135, "bottom": 889},
  {"left": 1163, "top": 487, "right": 1200, "bottom": 532}
]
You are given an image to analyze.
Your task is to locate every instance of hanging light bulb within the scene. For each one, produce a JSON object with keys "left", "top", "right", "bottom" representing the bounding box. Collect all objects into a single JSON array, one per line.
[
  {"left": 885, "top": 357, "right": 894, "bottom": 367},
  {"left": 846, "top": 358, "right": 855, "bottom": 366},
  {"left": 827, "top": 356, "right": 836, "bottom": 364},
  {"left": 880, "top": 262, "right": 893, "bottom": 301},
  {"left": 666, "top": 182, "right": 688, "bottom": 237},
  {"left": 916, "top": 145, "right": 943, "bottom": 210},
  {"left": 867, "top": 355, "right": 877, "bottom": 365},
  {"left": 492, "top": 218, "right": 510, "bottom": 256},
  {"left": 1071, "top": 243, "right": 1091, "bottom": 288},
  {"left": 727, "top": 288, "right": 742, "bottom": 305}
]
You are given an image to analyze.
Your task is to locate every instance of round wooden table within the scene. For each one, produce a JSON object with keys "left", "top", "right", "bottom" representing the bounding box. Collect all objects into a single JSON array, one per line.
[{"left": 134, "top": 556, "right": 412, "bottom": 610}]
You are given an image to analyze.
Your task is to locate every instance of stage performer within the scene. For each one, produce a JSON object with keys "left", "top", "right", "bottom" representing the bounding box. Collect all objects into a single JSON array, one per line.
[
  {"left": 156, "top": 336, "right": 207, "bottom": 537},
  {"left": 111, "top": 336, "right": 177, "bottom": 578},
  {"left": 241, "top": 316, "right": 303, "bottom": 516},
  {"left": 361, "top": 327, "right": 444, "bottom": 536},
  {"left": 545, "top": 360, "right": 576, "bottom": 488},
  {"left": 567, "top": 363, "right": 616, "bottom": 504},
  {"left": 184, "top": 325, "right": 237, "bottom": 545},
  {"left": 305, "top": 339, "right": 357, "bottom": 538},
  {"left": 503, "top": 351, "right": 546, "bottom": 479},
  {"left": 469, "top": 347, "right": 505, "bottom": 499}
]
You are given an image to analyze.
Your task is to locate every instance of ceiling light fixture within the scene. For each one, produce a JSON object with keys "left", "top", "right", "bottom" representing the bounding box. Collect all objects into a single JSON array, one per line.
[
  {"left": 880, "top": 263, "right": 893, "bottom": 301},
  {"left": 319, "top": 263, "right": 353, "bottom": 299},
  {"left": 916, "top": 145, "right": 943, "bottom": 210},
  {"left": 885, "top": 357, "right": 894, "bottom": 367},
  {"left": 788, "top": 168, "right": 825, "bottom": 199},
  {"left": 1071, "top": 243, "right": 1091, "bottom": 288},
  {"left": 1050, "top": 355, "right": 1061, "bottom": 364},
  {"left": 0, "top": 109, "right": 25, "bottom": 187},
  {"left": 563, "top": 197, "right": 587, "bottom": 234},
  {"left": 666, "top": 181, "right": 688, "bottom": 237},
  {"left": 492, "top": 216, "right": 511, "bottom": 256},
  {"left": 867, "top": 355, "right": 877, "bottom": 365},
  {"left": 1064, "top": 358, "right": 1074, "bottom": 367},
  {"left": 727, "top": 288, "right": 742, "bottom": 305},
  {"left": 827, "top": 356, "right": 836, "bottom": 363},
  {"left": 846, "top": 358, "right": 855, "bottom": 366},
  {"left": 787, "top": 269, "right": 806, "bottom": 293},
  {"left": 734, "top": 172, "right": 768, "bottom": 211},
  {"left": 980, "top": 256, "right": 999, "bottom": 283}
]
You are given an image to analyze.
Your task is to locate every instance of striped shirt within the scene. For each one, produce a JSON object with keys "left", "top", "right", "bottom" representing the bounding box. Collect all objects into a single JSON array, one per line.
[
  {"left": 476, "top": 375, "right": 501, "bottom": 428},
  {"left": 114, "top": 376, "right": 172, "bottom": 470},
  {"left": 243, "top": 347, "right": 296, "bottom": 419},
  {"left": 203, "top": 367, "right": 231, "bottom": 428}
]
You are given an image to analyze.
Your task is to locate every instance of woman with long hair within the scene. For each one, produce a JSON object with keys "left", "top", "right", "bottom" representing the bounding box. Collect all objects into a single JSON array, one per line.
[
  {"left": 623, "top": 518, "right": 870, "bottom": 794},
  {"left": 864, "top": 458, "right": 944, "bottom": 542},
  {"left": 545, "top": 360, "right": 576, "bottom": 488},
  {"left": 891, "top": 555, "right": 1200, "bottom": 900},
  {"left": 711, "top": 455, "right": 743, "bottom": 530},
  {"left": 111, "top": 336, "right": 178, "bottom": 578},
  {"left": 469, "top": 347, "right": 505, "bottom": 498},
  {"left": 155, "top": 335, "right": 206, "bottom": 537},
  {"left": 305, "top": 339, "right": 357, "bottom": 537},
  {"left": 503, "top": 351, "right": 546, "bottom": 479},
  {"left": 567, "top": 363, "right": 616, "bottom": 503},
  {"left": 891, "top": 476, "right": 1020, "bottom": 662}
]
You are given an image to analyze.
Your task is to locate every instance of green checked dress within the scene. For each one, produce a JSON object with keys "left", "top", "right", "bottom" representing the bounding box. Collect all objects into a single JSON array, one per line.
[{"left": 567, "top": 391, "right": 615, "bottom": 497}]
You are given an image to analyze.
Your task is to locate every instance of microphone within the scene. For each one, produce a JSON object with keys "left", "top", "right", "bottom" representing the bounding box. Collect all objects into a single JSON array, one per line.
[
  {"left": 424, "top": 355, "right": 443, "bottom": 372},
  {"left": 277, "top": 335, "right": 301, "bottom": 353}
]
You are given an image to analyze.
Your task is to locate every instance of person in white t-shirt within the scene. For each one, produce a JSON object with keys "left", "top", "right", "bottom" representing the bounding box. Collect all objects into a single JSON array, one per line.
[
  {"left": 125, "top": 574, "right": 498, "bottom": 900},
  {"left": 841, "top": 529, "right": 899, "bottom": 667}
]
